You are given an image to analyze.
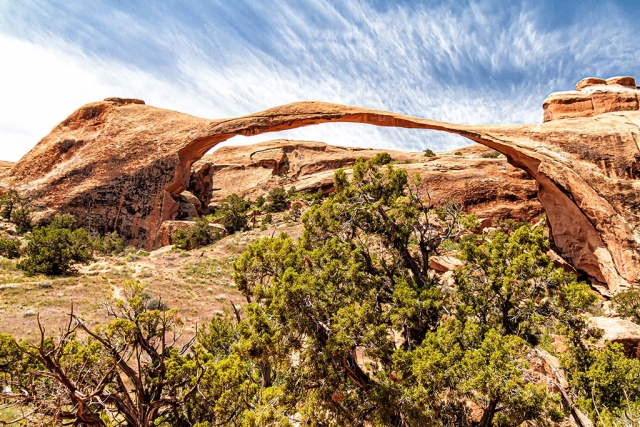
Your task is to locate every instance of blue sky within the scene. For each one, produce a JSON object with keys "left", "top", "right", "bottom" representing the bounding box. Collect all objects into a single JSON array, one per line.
[{"left": 1, "top": 0, "right": 638, "bottom": 161}]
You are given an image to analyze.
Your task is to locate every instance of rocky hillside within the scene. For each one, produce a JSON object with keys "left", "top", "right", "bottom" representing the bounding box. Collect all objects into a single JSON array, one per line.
[{"left": 188, "top": 140, "right": 541, "bottom": 223}]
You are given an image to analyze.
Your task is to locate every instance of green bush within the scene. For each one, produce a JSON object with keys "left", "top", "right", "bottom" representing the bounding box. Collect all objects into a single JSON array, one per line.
[
  {"left": 612, "top": 287, "right": 640, "bottom": 324},
  {"left": 92, "top": 231, "right": 126, "bottom": 256},
  {"left": 454, "top": 151, "right": 463, "bottom": 156},
  {"left": 370, "top": 152, "right": 392, "bottom": 165},
  {"left": 0, "top": 190, "right": 19, "bottom": 220},
  {"left": 172, "top": 217, "right": 222, "bottom": 251},
  {"left": 286, "top": 186, "right": 298, "bottom": 199},
  {"left": 0, "top": 190, "right": 32, "bottom": 234},
  {"left": 255, "top": 195, "right": 265, "bottom": 208},
  {"left": 481, "top": 150, "right": 501, "bottom": 158},
  {"left": 0, "top": 237, "right": 20, "bottom": 259},
  {"left": 423, "top": 148, "right": 436, "bottom": 157},
  {"left": 290, "top": 203, "right": 302, "bottom": 222},
  {"left": 17, "top": 214, "right": 93, "bottom": 276},
  {"left": 264, "top": 187, "right": 288, "bottom": 213},
  {"left": 215, "top": 194, "right": 251, "bottom": 234},
  {"left": 261, "top": 213, "right": 272, "bottom": 225}
]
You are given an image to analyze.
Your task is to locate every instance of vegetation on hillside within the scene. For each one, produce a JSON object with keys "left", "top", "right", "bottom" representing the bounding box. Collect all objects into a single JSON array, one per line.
[{"left": 0, "top": 159, "right": 639, "bottom": 425}]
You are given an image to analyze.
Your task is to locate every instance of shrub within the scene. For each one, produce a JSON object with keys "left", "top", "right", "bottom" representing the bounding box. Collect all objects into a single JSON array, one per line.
[
  {"left": 612, "top": 287, "right": 640, "bottom": 324},
  {"left": 261, "top": 213, "right": 273, "bottom": 225},
  {"left": 0, "top": 190, "right": 20, "bottom": 220},
  {"left": 255, "top": 195, "right": 265, "bottom": 208},
  {"left": 370, "top": 152, "right": 392, "bottom": 165},
  {"left": 0, "top": 237, "right": 20, "bottom": 259},
  {"left": 172, "top": 217, "right": 222, "bottom": 251},
  {"left": 454, "top": 151, "right": 462, "bottom": 156},
  {"left": 17, "top": 214, "right": 93, "bottom": 276},
  {"left": 286, "top": 186, "right": 298, "bottom": 199},
  {"left": 0, "top": 190, "right": 32, "bottom": 234},
  {"left": 264, "top": 187, "right": 288, "bottom": 213},
  {"left": 423, "top": 148, "right": 436, "bottom": 157},
  {"left": 481, "top": 150, "right": 501, "bottom": 158},
  {"left": 214, "top": 194, "right": 251, "bottom": 234},
  {"left": 92, "top": 231, "right": 126, "bottom": 256},
  {"left": 290, "top": 204, "right": 302, "bottom": 222}
]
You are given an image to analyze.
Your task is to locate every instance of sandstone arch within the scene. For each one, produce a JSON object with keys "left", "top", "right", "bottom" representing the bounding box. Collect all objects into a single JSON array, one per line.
[{"left": 8, "top": 81, "right": 640, "bottom": 293}]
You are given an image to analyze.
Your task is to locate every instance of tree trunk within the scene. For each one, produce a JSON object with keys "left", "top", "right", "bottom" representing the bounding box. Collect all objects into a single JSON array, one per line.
[{"left": 478, "top": 399, "right": 498, "bottom": 427}]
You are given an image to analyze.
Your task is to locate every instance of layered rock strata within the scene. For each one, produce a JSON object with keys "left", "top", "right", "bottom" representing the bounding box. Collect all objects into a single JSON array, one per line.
[
  {"left": 6, "top": 78, "right": 640, "bottom": 292},
  {"left": 196, "top": 140, "right": 541, "bottom": 222},
  {"left": 543, "top": 76, "right": 639, "bottom": 122}
]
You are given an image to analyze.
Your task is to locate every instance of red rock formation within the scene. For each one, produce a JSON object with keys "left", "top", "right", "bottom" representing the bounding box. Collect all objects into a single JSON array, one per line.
[
  {"left": 6, "top": 77, "right": 640, "bottom": 292},
  {"left": 543, "top": 76, "right": 639, "bottom": 122},
  {"left": 199, "top": 140, "right": 542, "bottom": 223}
]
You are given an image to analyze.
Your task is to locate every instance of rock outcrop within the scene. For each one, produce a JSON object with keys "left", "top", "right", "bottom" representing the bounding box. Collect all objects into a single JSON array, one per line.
[
  {"left": 589, "top": 316, "right": 640, "bottom": 359},
  {"left": 543, "top": 76, "right": 639, "bottom": 122},
  {"left": 6, "top": 77, "right": 640, "bottom": 293},
  {"left": 196, "top": 140, "right": 541, "bottom": 222}
]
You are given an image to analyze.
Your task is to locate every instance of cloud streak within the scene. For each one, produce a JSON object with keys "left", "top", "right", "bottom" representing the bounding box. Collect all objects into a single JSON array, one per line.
[{"left": 1, "top": 0, "right": 639, "bottom": 161}]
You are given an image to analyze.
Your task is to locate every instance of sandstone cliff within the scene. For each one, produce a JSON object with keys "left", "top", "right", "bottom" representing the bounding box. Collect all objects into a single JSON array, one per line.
[
  {"left": 6, "top": 78, "right": 640, "bottom": 293},
  {"left": 194, "top": 140, "right": 541, "bottom": 223}
]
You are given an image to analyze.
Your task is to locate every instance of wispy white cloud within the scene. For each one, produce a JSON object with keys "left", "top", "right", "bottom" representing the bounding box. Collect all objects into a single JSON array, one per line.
[{"left": 0, "top": 0, "right": 639, "bottom": 161}]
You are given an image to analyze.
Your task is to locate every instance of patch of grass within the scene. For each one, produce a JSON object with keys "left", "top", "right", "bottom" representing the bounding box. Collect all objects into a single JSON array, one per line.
[
  {"left": 0, "top": 405, "right": 28, "bottom": 425},
  {"left": 183, "top": 256, "right": 237, "bottom": 281}
]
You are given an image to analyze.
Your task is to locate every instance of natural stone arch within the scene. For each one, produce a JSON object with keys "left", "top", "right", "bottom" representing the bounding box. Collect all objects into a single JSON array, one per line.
[{"left": 8, "top": 97, "right": 640, "bottom": 293}]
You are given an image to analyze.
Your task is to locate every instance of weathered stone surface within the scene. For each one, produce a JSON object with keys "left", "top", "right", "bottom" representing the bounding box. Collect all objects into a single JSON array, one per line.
[
  {"left": 544, "top": 76, "right": 640, "bottom": 122},
  {"left": 429, "top": 255, "right": 464, "bottom": 273},
  {"left": 199, "top": 140, "right": 542, "bottom": 223},
  {"left": 575, "top": 77, "right": 607, "bottom": 90},
  {"left": 606, "top": 76, "right": 637, "bottom": 87},
  {"left": 6, "top": 78, "right": 640, "bottom": 292},
  {"left": 590, "top": 316, "right": 640, "bottom": 359}
]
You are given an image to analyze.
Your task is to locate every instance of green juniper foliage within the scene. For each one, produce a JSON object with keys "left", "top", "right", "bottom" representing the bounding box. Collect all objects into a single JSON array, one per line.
[
  {"left": 264, "top": 186, "right": 289, "bottom": 213},
  {"left": 0, "top": 189, "right": 32, "bottom": 234},
  {"left": 172, "top": 217, "right": 222, "bottom": 250},
  {"left": 0, "top": 236, "right": 20, "bottom": 259},
  {"left": 211, "top": 193, "right": 251, "bottom": 234},
  {"left": 1, "top": 159, "right": 618, "bottom": 426},
  {"left": 91, "top": 230, "right": 126, "bottom": 255},
  {"left": 17, "top": 213, "right": 93, "bottom": 276}
]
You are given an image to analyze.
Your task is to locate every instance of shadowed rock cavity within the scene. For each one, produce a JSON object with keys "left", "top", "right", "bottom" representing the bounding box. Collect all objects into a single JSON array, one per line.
[{"left": 6, "top": 77, "right": 640, "bottom": 294}]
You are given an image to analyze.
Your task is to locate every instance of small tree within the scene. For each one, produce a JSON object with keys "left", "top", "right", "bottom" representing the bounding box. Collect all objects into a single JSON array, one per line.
[
  {"left": 17, "top": 213, "right": 93, "bottom": 276},
  {"left": 215, "top": 193, "right": 251, "bottom": 234},
  {"left": 0, "top": 190, "right": 32, "bottom": 233},
  {"left": 1, "top": 282, "right": 205, "bottom": 427},
  {"left": 264, "top": 187, "right": 288, "bottom": 213},
  {"left": 370, "top": 151, "right": 392, "bottom": 165},
  {"left": 290, "top": 203, "right": 302, "bottom": 222},
  {"left": 92, "top": 231, "right": 126, "bottom": 256},
  {"left": 0, "top": 237, "right": 20, "bottom": 259},
  {"left": 612, "top": 286, "right": 640, "bottom": 324},
  {"left": 423, "top": 148, "right": 436, "bottom": 157},
  {"left": 172, "top": 217, "right": 222, "bottom": 250}
]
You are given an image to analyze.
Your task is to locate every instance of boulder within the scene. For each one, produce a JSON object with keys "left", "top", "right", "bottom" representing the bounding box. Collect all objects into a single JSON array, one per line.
[
  {"left": 589, "top": 316, "right": 640, "bottom": 358},
  {"left": 575, "top": 77, "right": 607, "bottom": 90},
  {"left": 606, "top": 76, "right": 637, "bottom": 87},
  {"left": 429, "top": 255, "right": 463, "bottom": 273}
]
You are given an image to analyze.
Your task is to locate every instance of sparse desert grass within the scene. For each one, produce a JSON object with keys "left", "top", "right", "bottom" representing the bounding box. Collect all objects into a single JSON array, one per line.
[{"left": 0, "top": 406, "right": 26, "bottom": 425}]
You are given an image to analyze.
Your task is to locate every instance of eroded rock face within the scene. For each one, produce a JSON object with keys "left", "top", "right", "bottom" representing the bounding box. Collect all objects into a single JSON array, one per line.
[
  {"left": 589, "top": 317, "right": 640, "bottom": 359},
  {"left": 197, "top": 140, "right": 541, "bottom": 222},
  {"left": 6, "top": 77, "right": 640, "bottom": 292},
  {"left": 543, "top": 76, "right": 639, "bottom": 122}
]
